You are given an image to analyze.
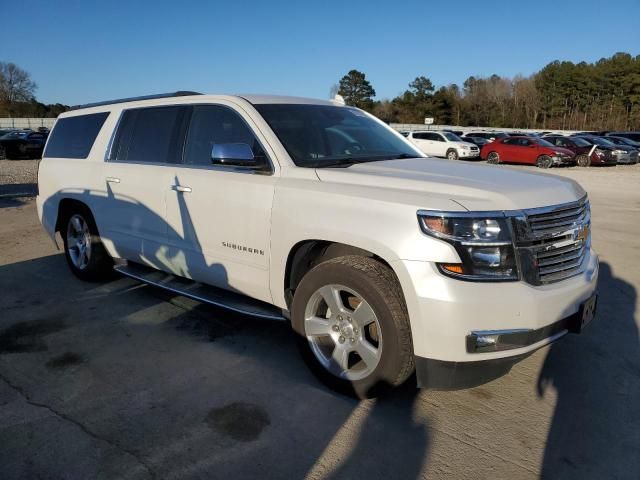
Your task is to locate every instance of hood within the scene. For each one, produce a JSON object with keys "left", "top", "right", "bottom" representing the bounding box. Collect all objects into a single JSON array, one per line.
[
  {"left": 549, "top": 146, "right": 575, "bottom": 156},
  {"left": 315, "top": 158, "right": 585, "bottom": 212}
]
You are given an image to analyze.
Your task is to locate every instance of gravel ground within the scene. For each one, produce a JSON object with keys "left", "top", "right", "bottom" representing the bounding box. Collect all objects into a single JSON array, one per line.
[
  {"left": 0, "top": 164, "right": 638, "bottom": 479},
  {"left": 0, "top": 159, "right": 40, "bottom": 186}
]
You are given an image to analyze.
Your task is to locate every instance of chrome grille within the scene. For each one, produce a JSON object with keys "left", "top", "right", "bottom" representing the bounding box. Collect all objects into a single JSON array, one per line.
[{"left": 513, "top": 196, "right": 590, "bottom": 285}]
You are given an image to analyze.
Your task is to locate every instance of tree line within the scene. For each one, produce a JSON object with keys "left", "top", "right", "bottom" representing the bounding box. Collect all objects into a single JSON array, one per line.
[
  {"left": 0, "top": 62, "right": 69, "bottom": 118},
  {"left": 337, "top": 52, "right": 640, "bottom": 130},
  {"left": 3, "top": 52, "right": 640, "bottom": 130}
]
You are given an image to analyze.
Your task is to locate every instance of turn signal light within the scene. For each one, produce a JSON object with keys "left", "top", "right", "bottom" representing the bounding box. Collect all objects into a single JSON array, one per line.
[{"left": 441, "top": 264, "right": 464, "bottom": 274}]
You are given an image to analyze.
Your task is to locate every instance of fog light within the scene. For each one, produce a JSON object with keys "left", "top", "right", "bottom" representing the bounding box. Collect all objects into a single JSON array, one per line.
[
  {"left": 469, "top": 247, "right": 501, "bottom": 267},
  {"left": 476, "top": 335, "right": 498, "bottom": 347}
]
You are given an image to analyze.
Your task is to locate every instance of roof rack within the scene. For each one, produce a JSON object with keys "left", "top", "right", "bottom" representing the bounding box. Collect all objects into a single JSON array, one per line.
[{"left": 70, "top": 91, "right": 202, "bottom": 111}]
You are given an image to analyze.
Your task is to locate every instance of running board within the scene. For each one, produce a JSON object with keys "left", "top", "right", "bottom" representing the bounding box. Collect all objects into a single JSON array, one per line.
[{"left": 114, "top": 262, "right": 285, "bottom": 320}]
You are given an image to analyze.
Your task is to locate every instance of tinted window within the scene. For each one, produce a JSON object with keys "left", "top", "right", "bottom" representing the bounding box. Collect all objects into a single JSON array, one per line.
[
  {"left": 183, "top": 105, "right": 267, "bottom": 166},
  {"left": 43, "top": 112, "right": 109, "bottom": 159},
  {"left": 112, "top": 106, "right": 187, "bottom": 163},
  {"left": 255, "top": 104, "right": 421, "bottom": 167},
  {"left": 413, "top": 132, "right": 430, "bottom": 140},
  {"left": 503, "top": 138, "right": 518, "bottom": 145}
]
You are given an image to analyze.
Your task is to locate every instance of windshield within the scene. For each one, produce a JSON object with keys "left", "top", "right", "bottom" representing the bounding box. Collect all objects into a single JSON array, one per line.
[
  {"left": 590, "top": 136, "right": 615, "bottom": 147},
  {"left": 443, "top": 132, "right": 463, "bottom": 142},
  {"left": 535, "top": 138, "right": 556, "bottom": 147},
  {"left": 254, "top": 104, "right": 423, "bottom": 167},
  {"left": 572, "top": 137, "right": 591, "bottom": 147}
]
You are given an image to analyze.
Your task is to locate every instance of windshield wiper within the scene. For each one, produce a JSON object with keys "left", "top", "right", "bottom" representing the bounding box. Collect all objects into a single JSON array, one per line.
[{"left": 308, "top": 153, "right": 423, "bottom": 168}]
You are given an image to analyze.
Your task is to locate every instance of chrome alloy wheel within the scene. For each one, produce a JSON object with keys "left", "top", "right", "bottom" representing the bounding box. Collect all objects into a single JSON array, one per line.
[
  {"left": 304, "top": 284, "right": 382, "bottom": 381},
  {"left": 66, "top": 214, "right": 92, "bottom": 270}
]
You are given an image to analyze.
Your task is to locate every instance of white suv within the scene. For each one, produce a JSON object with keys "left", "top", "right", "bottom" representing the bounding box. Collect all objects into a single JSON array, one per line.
[
  {"left": 37, "top": 92, "right": 598, "bottom": 397},
  {"left": 405, "top": 130, "right": 480, "bottom": 160}
]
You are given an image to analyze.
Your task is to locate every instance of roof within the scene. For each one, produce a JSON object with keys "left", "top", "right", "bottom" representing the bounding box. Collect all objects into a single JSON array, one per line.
[
  {"left": 69, "top": 92, "right": 336, "bottom": 112},
  {"left": 238, "top": 94, "right": 334, "bottom": 106}
]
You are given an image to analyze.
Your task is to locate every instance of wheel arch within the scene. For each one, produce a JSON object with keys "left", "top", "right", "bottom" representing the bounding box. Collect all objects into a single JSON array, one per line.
[
  {"left": 54, "top": 198, "right": 92, "bottom": 233},
  {"left": 283, "top": 240, "right": 397, "bottom": 310}
]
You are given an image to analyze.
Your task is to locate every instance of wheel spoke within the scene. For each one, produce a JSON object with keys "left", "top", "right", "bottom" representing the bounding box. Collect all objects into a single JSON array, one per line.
[
  {"left": 71, "top": 216, "right": 82, "bottom": 233},
  {"left": 352, "top": 300, "right": 375, "bottom": 329},
  {"left": 305, "top": 316, "right": 331, "bottom": 336},
  {"left": 318, "top": 285, "right": 344, "bottom": 316},
  {"left": 331, "top": 344, "right": 350, "bottom": 371},
  {"left": 355, "top": 340, "right": 380, "bottom": 368}
]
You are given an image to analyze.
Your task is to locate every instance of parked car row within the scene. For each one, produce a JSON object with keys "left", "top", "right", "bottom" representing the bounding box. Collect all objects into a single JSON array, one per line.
[
  {"left": 400, "top": 128, "right": 640, "bottom": 168},
  {"left": 0, "top": 128, "right": 50, "bottom": 159},
  {"left": 401, "top": 130, "right": 480, "bottom": 160}
]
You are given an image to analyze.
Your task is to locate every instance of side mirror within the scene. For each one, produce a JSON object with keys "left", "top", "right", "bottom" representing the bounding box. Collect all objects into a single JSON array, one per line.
[{"left": 211, "top": 143, "right": 260, "bottom": 168}]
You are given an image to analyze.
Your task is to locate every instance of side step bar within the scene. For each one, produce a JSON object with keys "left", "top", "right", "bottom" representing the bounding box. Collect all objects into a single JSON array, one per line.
[{"left": 114, "top": 262, "right": 285, "bottom": 320}]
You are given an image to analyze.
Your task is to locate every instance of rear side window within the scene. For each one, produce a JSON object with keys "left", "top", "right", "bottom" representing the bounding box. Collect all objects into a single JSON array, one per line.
[
  {"left": 43, "top": 112, "right": 109, "bottom": 159},
  {"left": 111, "top": 106, "right": 188, "bottom": 163}
]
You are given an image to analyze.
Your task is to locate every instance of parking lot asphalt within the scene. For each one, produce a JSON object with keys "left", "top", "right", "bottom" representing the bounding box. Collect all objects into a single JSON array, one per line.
[{"left": 0, "top": 165, "right": 639, "bottom": 480}]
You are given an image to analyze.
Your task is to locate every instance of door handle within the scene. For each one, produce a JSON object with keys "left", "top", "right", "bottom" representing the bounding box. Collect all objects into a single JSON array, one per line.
[
  {"left": 105, "top": 177, "right": 121, "bottom": 184},
  {"left": 171, "top": 185, "right": 192, "bottom": 193}
]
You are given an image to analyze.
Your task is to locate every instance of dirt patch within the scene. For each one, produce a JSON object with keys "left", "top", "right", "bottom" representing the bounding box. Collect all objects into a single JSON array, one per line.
[
  {"left": 0, "top": 319, "right": 66, "bottom": 354},
  {"left": 46, "top": 351, "right": 85, "bottom": 369},
  {"left": 206, "top": 402, "right": 270, "bottom": 442}
]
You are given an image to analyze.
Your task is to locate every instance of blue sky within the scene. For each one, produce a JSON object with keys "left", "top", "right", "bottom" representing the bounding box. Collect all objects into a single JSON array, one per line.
[{"left": 2, "top": 0, "right": 638, "bottom": 105}]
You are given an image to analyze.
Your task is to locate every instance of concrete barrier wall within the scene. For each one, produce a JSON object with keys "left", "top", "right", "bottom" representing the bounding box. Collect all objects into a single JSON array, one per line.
[{"left": 0, "top": 118, "right": 56, "bottom": 129}]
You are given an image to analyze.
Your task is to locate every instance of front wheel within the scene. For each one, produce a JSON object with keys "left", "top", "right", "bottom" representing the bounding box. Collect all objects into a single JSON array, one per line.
[
  {"left": 486, "top": 151, "right": 500, "bottom": 164},
  {"left": 291, "top": 256, "right": 414, "bottom": 398},
  {"left": 0, "top": 146, "right": 6, "bottom": 160},
  {"left": 576, "top": 154, "right": 591, "bottom": 167},
  {"left": 536, "top": 155, "right": 553, "bottom": 169},
  {"left": 62, "top": 209, "right": 114, "bottom": 281},
  {"left": 447, "top": 149, "right": 459, "bottom": 160}
]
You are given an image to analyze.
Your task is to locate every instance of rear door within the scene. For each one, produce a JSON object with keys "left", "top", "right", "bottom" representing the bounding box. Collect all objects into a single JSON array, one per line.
[{"left": 101, "top": 105, "right": 189, "bottom": 265}]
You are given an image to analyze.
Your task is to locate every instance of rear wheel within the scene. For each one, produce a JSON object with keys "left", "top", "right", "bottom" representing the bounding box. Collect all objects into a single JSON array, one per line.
[
  {"left": 0, "top": 146, "right": 6, "bottom": 160},
  {"left": 446, "top": 149, "right": 459, "bottom": 161},
  {"left": 291, "top": 256, "right": 414, "bottom": 398},
  {"left": 487, "top": 151, "right": 500, "bottom": 164},
  {"left": 62, "top": 208, "right": 113, "bottom": 281},
  {"left": 536, "top": 155, "right": 553, "bottom": 169},
  {"left": 576, "top": 154, "right": 591, "bottom": 167}
]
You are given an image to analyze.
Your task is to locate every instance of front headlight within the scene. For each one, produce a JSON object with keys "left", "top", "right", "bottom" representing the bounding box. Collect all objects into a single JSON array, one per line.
[
  {"left": 460, "top": 145, "right": 470, "bottom": 150},
  {"left": 418, "top": 213, "right": 518, "bottom": 281},
  {"left": 612, "top": 149, "right": 625, "bottom": 154}
]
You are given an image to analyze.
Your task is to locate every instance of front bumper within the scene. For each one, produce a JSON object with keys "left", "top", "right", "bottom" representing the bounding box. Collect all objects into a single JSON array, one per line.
[
  {"left": 459, "top": 149, "right": 480, "bottom": 158},
  {"left": 613, "top": 152, "right": 639, "bottom": 164},
  {"left": 390, "top": 248, "right": 599, "bottom": 365},
  {"left": 551, "top": 155, "right": 574, "bottom": 165}
]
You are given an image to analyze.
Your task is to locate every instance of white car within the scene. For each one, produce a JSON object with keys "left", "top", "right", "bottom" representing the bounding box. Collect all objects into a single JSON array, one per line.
[
  {"left": 405, "top": 130, "right": 480, "bottom": 160},
  {"left": 37, "top": 92, "right": 598, "bottom": 397}
]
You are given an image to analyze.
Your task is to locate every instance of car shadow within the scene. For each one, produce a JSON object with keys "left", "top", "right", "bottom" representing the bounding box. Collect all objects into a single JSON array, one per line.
[
  {"left": 537, "top": 262, "right": 640, "bottom": 478},
  {"left": 1, "top": 189, "right": 433, "bottom": 478}
]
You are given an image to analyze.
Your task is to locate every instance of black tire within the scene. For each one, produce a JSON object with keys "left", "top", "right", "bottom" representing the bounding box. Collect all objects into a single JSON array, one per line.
[
  {"left": 576, "top": 154, "right": 591, "bottom": 167},
  {"left": 61, "top": 206, "right": 114, "bottom": 282},
  {"left": 446, "top": 149, "right": 459, "bottom": 161},
  {"left": 486, "top": 151, "right": 500, "bottom": 164},
  {"left": 0, "top": 146, "right": 6, "bottom": 160},
  {"left": 536, "top": 155, "right": 553, "bottom": 169},
  {"left": 291, "top": 255, "right": 414, "bottom": 398}
]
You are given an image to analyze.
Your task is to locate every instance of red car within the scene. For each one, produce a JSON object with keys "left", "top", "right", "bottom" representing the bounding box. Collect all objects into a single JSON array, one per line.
[{"left": 480, "top": 136, "right": 575, "bottom": 168}]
